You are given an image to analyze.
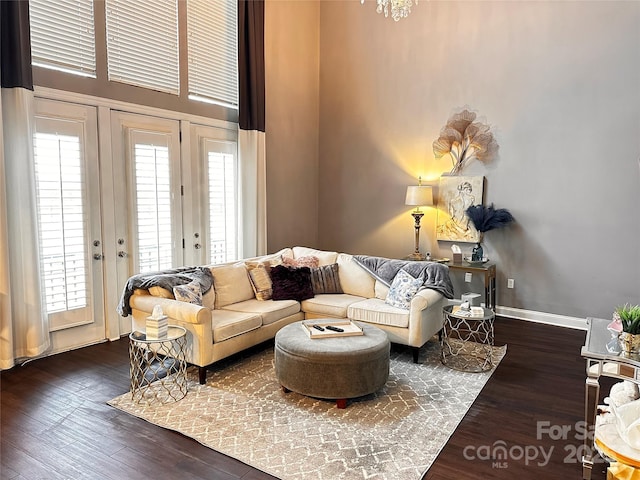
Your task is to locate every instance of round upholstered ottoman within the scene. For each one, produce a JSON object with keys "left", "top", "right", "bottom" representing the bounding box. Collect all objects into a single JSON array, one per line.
[{"left": 274, "top": 320, "right": 390, "bottom": 408}]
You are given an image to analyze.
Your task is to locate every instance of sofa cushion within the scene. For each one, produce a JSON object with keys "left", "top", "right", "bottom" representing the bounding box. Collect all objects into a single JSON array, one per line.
[
  {"left": 310, "top": 263, "right": 343, "bottom": 294},
  {"left": 247, "top": 249, "right": 289, "bottom": 264},
  {"left": 222, "top": 298, "right": 300, "bottom": 326},
  {"left": 292, "top": 246, "right": 338, "bottom": 266},
  {"left": 375, "top": 280, "right": 389, "bottom": 300},
  {"left": 301, "top": 293, "right": 365, "bottom": 318},
  {"left": 211, "top": 262, "right": 255, "bottom": 308},
  {"left": 347, "top": 298, "right": 410, "bottom": 329},
  {"left": 385, "top": 270, "right": 423, "bottom": 309},
  {"left": 212, "top": 310, "right": 262, "bottom": 343},
  {"left": 271, "top": 265, "right": 315, "bottom": 302},
  {"left": 337, "top": 253, "right": 375, "bottom": 298},
  {"left": 173, "top": 281, "right": 203, "bottom": 305}
]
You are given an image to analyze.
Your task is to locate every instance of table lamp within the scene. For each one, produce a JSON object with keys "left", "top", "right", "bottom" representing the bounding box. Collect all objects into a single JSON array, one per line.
[{"left": 405, "top": 178, "right": 433, "bottom": 261}]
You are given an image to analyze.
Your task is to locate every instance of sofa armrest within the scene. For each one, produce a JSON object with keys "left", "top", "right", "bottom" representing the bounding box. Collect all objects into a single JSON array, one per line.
[
  {"left": 129, "top": 293, "right": 214, "bottom": 368},
  {"left": 129, "top": 294, "right": 210, "bottom": 325},
  {"left": 410, "top": 288, "right": 442, "bottom": 313},
  {"left": 406, "top": 288, "right": 445, "bottom": 348}
]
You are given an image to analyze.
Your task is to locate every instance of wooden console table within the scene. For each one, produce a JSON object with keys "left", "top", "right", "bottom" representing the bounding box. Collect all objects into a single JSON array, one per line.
[{"left": 445, "top": 261, "right": 497, "bottom": 310}]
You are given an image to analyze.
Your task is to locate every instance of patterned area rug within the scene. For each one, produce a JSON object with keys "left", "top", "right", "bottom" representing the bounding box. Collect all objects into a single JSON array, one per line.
[{"left": 108, "top": 340, "right": 506, "bottom": 480}]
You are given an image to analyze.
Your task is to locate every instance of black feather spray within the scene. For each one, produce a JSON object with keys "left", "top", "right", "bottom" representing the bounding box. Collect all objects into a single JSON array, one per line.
[{"left": 466, "top": 204, "right": 514, "bottom": 233}]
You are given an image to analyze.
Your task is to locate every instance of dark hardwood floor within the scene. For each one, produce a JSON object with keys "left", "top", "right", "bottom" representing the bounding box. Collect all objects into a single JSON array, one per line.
[{"left": 1, "top": 318, "right": 612, "bottom": 479}]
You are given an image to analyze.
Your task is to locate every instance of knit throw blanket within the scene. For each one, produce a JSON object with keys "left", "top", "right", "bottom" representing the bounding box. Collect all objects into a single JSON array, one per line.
[
  {"left": 353, "top": 255, "right": 454, "bottom": 299},
  {"left": 117, "top": 266, "right": 214, "bottom": 317}
]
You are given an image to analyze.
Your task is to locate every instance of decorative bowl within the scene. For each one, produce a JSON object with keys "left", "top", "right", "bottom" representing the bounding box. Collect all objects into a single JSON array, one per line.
[{"left": 463, "top": 257, "right": 489, "bottom": 266}]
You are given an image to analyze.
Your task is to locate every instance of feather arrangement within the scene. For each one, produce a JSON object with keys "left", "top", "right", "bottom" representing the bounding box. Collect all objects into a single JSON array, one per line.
[
  {"left": 465, "top": 204, "right": 514, "bottom": 233},
  {"left": 433, "top": 109, "right": 498, "bottom": 175}
]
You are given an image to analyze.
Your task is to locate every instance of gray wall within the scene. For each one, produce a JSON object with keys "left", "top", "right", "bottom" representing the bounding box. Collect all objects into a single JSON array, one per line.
[
  {"left": 306, "top": 1, "right": 639, "bottom": 320},
  {"left": 265, "top": 0, "right": 320, "bottom": 252}
]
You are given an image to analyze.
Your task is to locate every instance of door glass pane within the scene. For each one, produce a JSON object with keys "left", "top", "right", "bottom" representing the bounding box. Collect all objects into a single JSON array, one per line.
[
  {"left": 134, "top": 143, "right": 173, "bottom": 272},
  {"left": 208, "top": 149, "right": 236, "bottom": 264},
  {"left": 34, "top": 132, "right": 89, "bottom": 313}
]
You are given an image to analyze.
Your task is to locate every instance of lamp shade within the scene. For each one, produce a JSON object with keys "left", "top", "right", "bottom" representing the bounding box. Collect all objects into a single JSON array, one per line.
[{"left": 405, "top": 185, "right": 433, "bottom": 207}]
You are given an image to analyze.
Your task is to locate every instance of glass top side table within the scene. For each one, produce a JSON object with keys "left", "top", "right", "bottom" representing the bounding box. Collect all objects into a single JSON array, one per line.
[
  {"left": 581, "top": 317, "right": 640, "bottom": 480},
  {"left": 129, "top": 325, "right": 188, "bottom": 405},
  {"left": 441, "top": 305, "right": 495, "bottom": 372}
]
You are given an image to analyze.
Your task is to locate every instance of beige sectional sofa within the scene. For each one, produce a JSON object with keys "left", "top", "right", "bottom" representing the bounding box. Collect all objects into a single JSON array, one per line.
[{"left": 127, "top": 246, "right": 447, "bottom": 384}]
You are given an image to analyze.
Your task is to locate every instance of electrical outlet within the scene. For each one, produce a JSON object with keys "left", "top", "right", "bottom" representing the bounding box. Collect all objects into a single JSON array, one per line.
[
  {"left": 507, "top": 278, "right": 515, "bottom": 289},
  {"left": 465, "top": 273, "right": 472, "bottom": 283}
]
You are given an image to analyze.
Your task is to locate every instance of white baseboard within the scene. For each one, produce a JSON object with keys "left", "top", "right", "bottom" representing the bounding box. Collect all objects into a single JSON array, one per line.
[
  {"left": 495, "top": 306, "right": 587, "bottom": 330},
  {"left": 446, "top": 299, "right": 587, "bottom": 330}
]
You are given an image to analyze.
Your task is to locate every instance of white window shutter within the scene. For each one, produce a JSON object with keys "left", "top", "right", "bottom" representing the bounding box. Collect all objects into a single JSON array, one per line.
[
  {"left": 34, "top": 131, "right": 90, "bottom": 313},
  {"left": 187, "top": 0, "right": 238, "bottom": 108},
  {"left": 106, "top": 0, "right": 179, "bottom": 94},
  {"left": 29, "top": 0, "right": 97, "bottom": 77}
]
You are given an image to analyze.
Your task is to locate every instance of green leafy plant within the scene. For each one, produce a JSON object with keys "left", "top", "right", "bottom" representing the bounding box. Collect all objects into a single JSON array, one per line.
[{"left": 617, "top": 304, "right": 640, "bottom": 334}]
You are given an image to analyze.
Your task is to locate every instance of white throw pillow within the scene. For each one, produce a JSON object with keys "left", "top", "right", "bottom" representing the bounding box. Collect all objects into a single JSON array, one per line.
[{"left": 384, "top": 270, "right": 422, "bottom": 309}]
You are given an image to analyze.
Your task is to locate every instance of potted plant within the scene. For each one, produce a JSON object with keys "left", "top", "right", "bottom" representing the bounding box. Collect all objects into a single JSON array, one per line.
[{"left": 617, "top": 304, "right": 640, "bottom": 354}]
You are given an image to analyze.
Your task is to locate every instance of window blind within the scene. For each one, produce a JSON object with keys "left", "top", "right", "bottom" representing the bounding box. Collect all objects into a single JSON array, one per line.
[
  {"left": 106, "top": 0, "right": 179, "bottom": 94},
  {"left": 187, "top": 0, "right": 238, "bottom": 108},
  {"left": 29, "top": 0, "right": 96, "bottom": 77}
]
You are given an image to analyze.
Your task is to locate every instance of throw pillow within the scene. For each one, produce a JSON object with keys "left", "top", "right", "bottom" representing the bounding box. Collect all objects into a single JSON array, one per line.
[
  {"left": 246, "top": 263, "right": 274, "bottom": 301},
  {"left": 270, "top": 265, "right": 315, "bottom": 302},
  {"left": 310, "top": 263, "right": 343, "bottom": 294},
  {"left": 173, "top": 281, "right": 203, "bottom": 306},
  {"left": 384, "top": 270, "right": 423, "bottom": 309},
  {"left": 282, "top": 255, "right": 319, "bottom": 269}
]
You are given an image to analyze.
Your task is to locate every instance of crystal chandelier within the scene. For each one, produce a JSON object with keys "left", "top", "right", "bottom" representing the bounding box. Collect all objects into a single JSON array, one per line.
[{"left": 361, "top": 0, "right": 417, "bottom": 22}]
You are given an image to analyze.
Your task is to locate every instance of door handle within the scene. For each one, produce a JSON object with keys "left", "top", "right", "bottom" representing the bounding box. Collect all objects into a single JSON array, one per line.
[
  {"left": 93, "top": 253, "right": 104, "bottom": 260},
  {"left": 194, "top": 243, "right": 201, "bottom": 250},
  {"left": 118, "top": 251, "right": 129, "bottom": 258}
]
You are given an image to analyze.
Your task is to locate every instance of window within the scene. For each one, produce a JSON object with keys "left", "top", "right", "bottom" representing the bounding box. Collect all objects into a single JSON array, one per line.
[
  {"left": 30, "top": 0, "right": 239, "bottom": 107},
  {"left": 105, "top": 0, "right": 179, "bottom": 94},
  {"left": 132, "top": 141, "right": 174, "bottom": 272},
  {"left": 29, "top": 0, "right": 96, "bottom": 77},
  {"left": 33, "top": 130, "right": 89, "bottom": 314},
  {"left": 205, "top": 140, "right": 237, "bottom": 264},
  {"left": 187, "top": 0, "right": 238, "bottom": 107}
]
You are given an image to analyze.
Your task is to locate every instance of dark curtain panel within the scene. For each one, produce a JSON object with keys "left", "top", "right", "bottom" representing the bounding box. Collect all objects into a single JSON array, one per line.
[
  {"left": 238, "top": 0, "right": 265, "bottom": 132},
  {"left": 0, "top": 0, "right": 33, "bottom": 89}
]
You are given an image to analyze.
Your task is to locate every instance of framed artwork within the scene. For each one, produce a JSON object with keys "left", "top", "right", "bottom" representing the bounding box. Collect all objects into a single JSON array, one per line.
[{"left": 436, "top": 175, "right": 485, "bottom": 242}]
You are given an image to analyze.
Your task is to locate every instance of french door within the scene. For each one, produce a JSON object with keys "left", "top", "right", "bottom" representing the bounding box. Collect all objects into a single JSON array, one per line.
[
  {"left": 111, "top": 112, "right": 183, "bottom": 333},
  {"left": 185, "top": 124, "right": 239, "bottom": 267},
  {"left": 33, "top": 99, "right": 105, "bottom": 350}
]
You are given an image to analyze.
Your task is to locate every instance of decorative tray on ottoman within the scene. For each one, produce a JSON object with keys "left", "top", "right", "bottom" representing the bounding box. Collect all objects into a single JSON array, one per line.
[{"left": 301, "top": 320, "right": 364, "bottom": 339}]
